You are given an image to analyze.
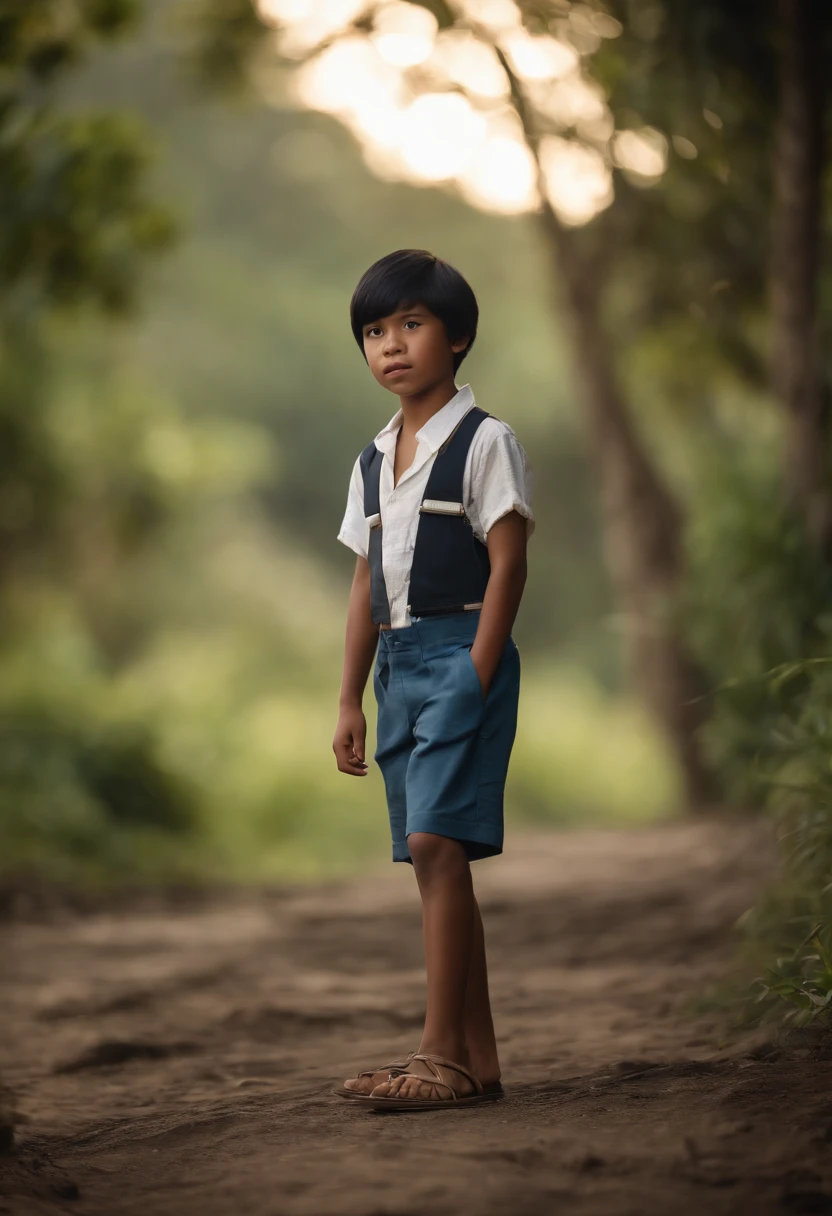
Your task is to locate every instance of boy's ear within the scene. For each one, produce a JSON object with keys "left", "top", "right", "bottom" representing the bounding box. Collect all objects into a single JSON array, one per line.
[{"left": 451, "top": 334, "right": 470, "bottom": 354}]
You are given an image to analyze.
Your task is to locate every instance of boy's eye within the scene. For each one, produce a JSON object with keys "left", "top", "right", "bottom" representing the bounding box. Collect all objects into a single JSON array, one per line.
[{"left": 365, "top": 320, "right": 419, "bottom": 338}]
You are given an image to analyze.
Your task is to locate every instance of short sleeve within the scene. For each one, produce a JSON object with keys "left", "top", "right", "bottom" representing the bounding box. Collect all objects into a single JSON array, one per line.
[
  {"left": 337, "top": 454, "right": 370, "bottom": 559},
  {"left": 466, "top": 423, "right": 535, "bottom": 543}
]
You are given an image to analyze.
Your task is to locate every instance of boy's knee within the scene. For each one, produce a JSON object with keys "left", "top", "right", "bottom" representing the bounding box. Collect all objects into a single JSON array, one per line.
[{"left": 408, "top": 832, "right": 468, "bottom": 876}]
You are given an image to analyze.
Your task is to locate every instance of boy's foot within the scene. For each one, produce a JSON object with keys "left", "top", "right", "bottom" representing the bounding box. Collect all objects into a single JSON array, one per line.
[
  {"left": 369, "top": 1069, "right": 501, "bottom": 1099},
  {"left": 365, "top": 1054, "right": 503, "bottom": 1108},
  {"left": 336, "top": 1052, "right": 416, "bottom": 1098}
]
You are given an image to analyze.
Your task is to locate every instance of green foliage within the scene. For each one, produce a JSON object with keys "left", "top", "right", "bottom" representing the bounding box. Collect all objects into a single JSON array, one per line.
[
  {"left": 509, "top": 665, "right": 678, "bottom": 821},
  {"left": 733, "top": 658, "right": 832, "bottom": 1028},
  {"left": 180, "top": 0, "right": 268, "bottom": 94},
  {"left": 684, "top": 458, "right": 832, "bottom": 802},
  {"left": 599, "top": 0, "right": 776, "bottom": 421},
  {"left": 0, "top": 689, "right": 200, "bottom": 883},
  {"left": 0, "top": 109, "right": 176, "bottom": 313},
  {"left": 0, "top": 0, "right": 140, "bottom": 81},
  {"left": 684, "top": 457, "right": 832, "bottom": 1027},
  {"left": 0, "top": 0, "right": 175, "bottom": 316},
  {"left": 0, "top": 331, "right": 65, "bottom": 578},
  {"left": 0, "top": 0, "right": 198, "bottom": 886}
]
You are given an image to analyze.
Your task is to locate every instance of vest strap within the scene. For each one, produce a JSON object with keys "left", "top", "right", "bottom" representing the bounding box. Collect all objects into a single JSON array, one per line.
[
  {"left": 359, "top": 406, "right": 492, "bottom": 626},
  {"left": 359, "top": 440, "right": 390, "bottom": 625},
  {"left": 408, "top": 407, "right": 491, "bottom": 619}
]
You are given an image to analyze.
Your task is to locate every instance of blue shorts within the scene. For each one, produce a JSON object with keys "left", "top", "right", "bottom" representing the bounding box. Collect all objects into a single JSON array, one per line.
[{"left": 373, "top": 609, "right": 521, "bottom": 864}]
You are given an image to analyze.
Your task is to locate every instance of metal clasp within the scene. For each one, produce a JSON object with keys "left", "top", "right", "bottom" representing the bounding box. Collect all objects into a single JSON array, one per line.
[{"left": 419, "top": 499, "right": 466, "bottom": 517}]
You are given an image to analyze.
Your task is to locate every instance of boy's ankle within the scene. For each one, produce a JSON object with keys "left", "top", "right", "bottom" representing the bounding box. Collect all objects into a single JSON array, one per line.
[
  {"left": 418, "top": 1036, "right": 469, "bottom": 1066},
  {"left": 467, "top": 1051, "right": 501, "bottom": 1084}
]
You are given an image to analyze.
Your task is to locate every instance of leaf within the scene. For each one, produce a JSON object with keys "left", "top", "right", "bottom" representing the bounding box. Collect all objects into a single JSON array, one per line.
[
  {"left": 792, "top": 922, "right": 825, "bottom": 956},
  {"left": 770, "top": 662, "right": 806, "bottom": 693}
]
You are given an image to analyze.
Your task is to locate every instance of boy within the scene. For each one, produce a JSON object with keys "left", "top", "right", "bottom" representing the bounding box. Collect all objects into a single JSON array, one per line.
[{"left": 332, "top": 249, "right": 534, "bottom": 1110}]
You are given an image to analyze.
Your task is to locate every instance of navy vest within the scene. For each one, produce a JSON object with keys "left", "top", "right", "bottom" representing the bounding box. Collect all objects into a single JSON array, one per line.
[{"left": 359, "top": 406, "right": 492, "bottom": 625}]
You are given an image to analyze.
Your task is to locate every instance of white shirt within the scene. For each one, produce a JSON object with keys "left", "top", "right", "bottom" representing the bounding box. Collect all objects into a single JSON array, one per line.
[{"left": 337, "top": 383, "right": 535, "bottom": 629}]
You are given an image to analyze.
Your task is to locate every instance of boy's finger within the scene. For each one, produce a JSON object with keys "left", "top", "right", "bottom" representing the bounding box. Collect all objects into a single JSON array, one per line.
[
  {"left": 334, "top": 739, "right": 367, "bottom": 772},
  {"left": 337, "top": 727, "right": 366, "bottom": 764},
  {"left": 342, "top": 753, "right": 368, "bottom": 775}
]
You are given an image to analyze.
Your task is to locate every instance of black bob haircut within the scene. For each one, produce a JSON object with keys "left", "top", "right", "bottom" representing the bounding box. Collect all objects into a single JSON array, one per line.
[{"left": 350, "top": 249, "right": 478, "bottom": 373}]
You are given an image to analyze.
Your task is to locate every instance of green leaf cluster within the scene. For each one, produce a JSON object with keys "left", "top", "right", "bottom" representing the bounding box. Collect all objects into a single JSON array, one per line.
[
  {"left": 739, "top": 668, "right": 832, "bottom": 1027},
  {"left": 0, "top": 0, "right": 175, "bottom": 317}
]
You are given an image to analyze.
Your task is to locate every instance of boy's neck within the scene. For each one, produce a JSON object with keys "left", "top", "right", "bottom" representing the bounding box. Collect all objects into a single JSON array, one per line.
[{"left": 397, "top": 377, "right": 460, "bottom": 433}]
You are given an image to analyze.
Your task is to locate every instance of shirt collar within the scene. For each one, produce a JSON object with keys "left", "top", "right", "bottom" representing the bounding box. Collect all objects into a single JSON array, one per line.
[{"left": 373, "top": 384, "right": 476, "bottom": 455}]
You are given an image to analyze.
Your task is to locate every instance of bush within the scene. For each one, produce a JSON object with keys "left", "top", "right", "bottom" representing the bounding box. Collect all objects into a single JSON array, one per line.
[
  {"left": 0, "top": 695, "right": 201, "bottom": 884},
  {"left": 683, "top": 463, "right": 832, "bottom": 1027},
  {"left": 683, "top": 464, "right": 832, "bottom": 804},
  {"left": 734, "top": 658, "right": 832, "bottom": 1027}
]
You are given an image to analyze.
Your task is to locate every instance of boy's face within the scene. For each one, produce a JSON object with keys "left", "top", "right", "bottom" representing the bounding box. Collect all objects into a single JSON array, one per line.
[{"left": 361, "top": 303, "right": 468, "bottom": 396}]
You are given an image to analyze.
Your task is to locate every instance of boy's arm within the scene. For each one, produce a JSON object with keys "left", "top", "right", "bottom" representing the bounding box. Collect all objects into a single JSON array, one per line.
[
  {"left": 469, "top": 510, "right": 528, "bottom": 697},
  {"left": 333, "top": 555, "right": 378, "bottom": 776}
]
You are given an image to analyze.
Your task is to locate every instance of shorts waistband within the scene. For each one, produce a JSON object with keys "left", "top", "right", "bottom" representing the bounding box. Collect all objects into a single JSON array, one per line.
[{"left": 378, "top": 608, "right": 481, "bottom": 650}]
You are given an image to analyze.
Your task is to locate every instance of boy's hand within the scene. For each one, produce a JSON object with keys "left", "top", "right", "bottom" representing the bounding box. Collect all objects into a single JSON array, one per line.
[
  {"left": 467, "top": 510, "right": 528, "bottom": 700},
  {"left": 470, "top": 653, "right": 491, "bottom": 701},
  {"left": 333, "top": 707, "right": 369, "bottom": 776}
]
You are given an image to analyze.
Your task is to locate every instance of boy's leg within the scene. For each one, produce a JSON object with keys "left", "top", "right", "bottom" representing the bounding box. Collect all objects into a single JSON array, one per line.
[
  {"left": 414, "top": 832, "right": 473, "bottom": 1063},
  {"left": 343, "top": 853, "right": 500, "bottom": 1098},
  {"left": 371, "top": 832, "right": 478, "bottom": 1101},
  {"left": 464, "top": 896, "right": 501, "bottom": 1086}
]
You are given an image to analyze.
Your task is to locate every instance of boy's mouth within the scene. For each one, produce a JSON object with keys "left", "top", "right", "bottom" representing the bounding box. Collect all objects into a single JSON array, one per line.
[{"left": 384, "top": 363, "right": 412, "bottom": 377}]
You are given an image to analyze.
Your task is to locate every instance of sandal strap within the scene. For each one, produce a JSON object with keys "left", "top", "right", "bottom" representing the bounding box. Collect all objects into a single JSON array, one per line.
[
  {"left": 391, "top": 1054, "right": 483, "bottom": 1099},
  {"left": 355, "top": 1051, "right": 415, "bottom": 1081}
]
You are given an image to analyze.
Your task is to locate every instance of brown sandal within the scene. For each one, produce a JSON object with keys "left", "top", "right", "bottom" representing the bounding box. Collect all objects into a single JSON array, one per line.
[
  {"left": 332, "top": 1051, "right": 417, "bottom": 1099},
  {"left": 350, "top": 1053, "right": 504, "bottom": 1111}
]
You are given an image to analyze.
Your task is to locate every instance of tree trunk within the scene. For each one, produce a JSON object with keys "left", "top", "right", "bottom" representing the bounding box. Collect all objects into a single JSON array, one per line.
[
  {"left": 494, "top": 44, "right": 716, "bottom": 809},
  {"left": 541, "top": 213, "right": 716, "bottom": 810},
  {"left": 771, "top": 0, "right": 830, "bottom": 552}
]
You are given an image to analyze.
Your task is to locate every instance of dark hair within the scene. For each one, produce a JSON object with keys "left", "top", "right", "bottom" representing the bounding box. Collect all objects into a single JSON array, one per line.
[{"left": 350, "top": 249, "right": 478, "bottom": 373}]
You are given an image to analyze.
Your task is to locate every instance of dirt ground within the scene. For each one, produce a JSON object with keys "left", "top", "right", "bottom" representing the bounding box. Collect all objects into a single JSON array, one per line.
[{"left": 3, "top": 815, "right": 832, "bottom": 1216}]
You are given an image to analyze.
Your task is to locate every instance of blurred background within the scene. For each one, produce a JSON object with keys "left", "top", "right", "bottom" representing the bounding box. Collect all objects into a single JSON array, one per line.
[{"left": 2, "top": 0, "right": 831, "bottom": 955}]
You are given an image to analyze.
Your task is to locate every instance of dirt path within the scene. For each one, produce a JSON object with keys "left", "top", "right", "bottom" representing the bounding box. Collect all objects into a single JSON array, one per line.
[{"left": 3, "top": 815, "right": 832, "bottom": 1216}]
